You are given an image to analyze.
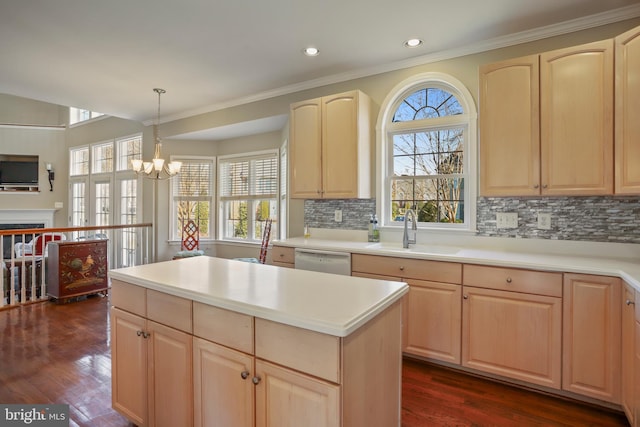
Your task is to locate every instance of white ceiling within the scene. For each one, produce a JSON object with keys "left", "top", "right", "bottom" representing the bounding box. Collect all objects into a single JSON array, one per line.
[{"left": 1, "top": 0, "right": 639, "bottom": 138}]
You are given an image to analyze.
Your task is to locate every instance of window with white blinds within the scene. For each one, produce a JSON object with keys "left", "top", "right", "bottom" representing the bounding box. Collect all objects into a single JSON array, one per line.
[
  {"left": 170, "top": 157, "right": 215, "bottom": 241},
  {"left": 218, "top": 151, "right": 278, "bottom": 242}
]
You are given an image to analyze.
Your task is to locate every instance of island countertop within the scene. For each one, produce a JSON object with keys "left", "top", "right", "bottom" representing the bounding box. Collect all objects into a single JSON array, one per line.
[{"left": 109, "top": 256, "right": 408, "bottom": 337}]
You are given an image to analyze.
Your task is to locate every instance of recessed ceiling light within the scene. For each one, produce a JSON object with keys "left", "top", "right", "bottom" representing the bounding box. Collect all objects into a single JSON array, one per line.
[
  {"left": 303, "top": 47, "right": 319, "bottom": 56},
  {"left": 404, "top": 38, "right": 423, "bottom": 48}
]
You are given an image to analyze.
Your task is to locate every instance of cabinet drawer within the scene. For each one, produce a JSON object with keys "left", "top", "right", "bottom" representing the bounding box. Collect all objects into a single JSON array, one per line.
[
  {"left": 463, "top": 265, "right": 562, "bottom": 297},
  {"left": 271, "top": 246, "right": 295, "bottom": 264},
  {"left": 352, "top": 254, "right": 461, "bottom": 283},
  {"left": 147, "top": 289, "right": 193, "bottom": 333},
  {"left": 111, "top": 279, "right": 146, "bottom": 316},
  {"left": 193, "top": 302, "right": 254, "bottom": 354},
  {"left": 255, "top": 318, "right": 340, "bottom": 383}
]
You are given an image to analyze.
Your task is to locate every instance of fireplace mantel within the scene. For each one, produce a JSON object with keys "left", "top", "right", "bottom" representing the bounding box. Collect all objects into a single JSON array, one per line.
[{"left": 0, "top": 209, "right": 57, "bottom": 227}]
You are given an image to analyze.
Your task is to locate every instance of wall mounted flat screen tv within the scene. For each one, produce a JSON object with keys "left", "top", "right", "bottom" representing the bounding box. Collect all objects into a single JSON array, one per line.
[{"left": 0, "top": 155, "right": 39, "bottom": 186}]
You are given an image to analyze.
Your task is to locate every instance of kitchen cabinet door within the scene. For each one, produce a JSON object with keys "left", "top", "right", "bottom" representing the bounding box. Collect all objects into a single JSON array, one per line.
[
  {"left": 404, "top": 279, "right": 461, "bottom": 364},
  {"left": 147, "top": 320, "right": 193, "bottom": 427},
  {"left": 623, "top": 283, "right": 636, "bottom": 424},
  {"left": 255, "top": 360, "right": 339, "bottom": 427},
  {"left": 615, "top": 25, "right": 640, "bottom": 194},
  {"left": 462, "top": 286, "right": 562, "bottom": 389},
  {"left": 563, "top": 274, "right": 621, "bottom": 403},
  {"left": 321, "top": 91, "right": 371, "bottom": 198},
  {"left": 479, "top": 55, "right": 540, "bottom": 196},
  {"left": 540, "top": 40, "right": 614, "bottom": 195},
  {"left": 111, "top": 308, "right": 148, "bottom": 427},
  {"left": 289, "top": 98, "right": 323, "bottom": 198},
  {"left": 193, "top": 337, "right": 254, "bottom": 427}
]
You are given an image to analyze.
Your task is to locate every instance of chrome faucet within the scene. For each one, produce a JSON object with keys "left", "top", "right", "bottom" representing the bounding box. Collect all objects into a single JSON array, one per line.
[{"left": 402, "top": 209, "right": 417, "bottom": 248}]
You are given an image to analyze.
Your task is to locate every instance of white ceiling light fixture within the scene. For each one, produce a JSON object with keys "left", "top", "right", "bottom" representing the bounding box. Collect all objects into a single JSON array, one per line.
[
  {"left": 131, "top": 88, "right": 182, "bottom": 180},
  {"left": 404, "top": 38, "right": 423, "bottom": 48},
  {"left": 303, "top": 46, "right": 320, "bottom": 56}
]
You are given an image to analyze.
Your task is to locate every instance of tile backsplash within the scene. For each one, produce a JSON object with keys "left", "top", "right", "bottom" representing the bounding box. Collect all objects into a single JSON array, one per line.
[{"left": 304, "top": 197, "right": 640, "bottom": 244}]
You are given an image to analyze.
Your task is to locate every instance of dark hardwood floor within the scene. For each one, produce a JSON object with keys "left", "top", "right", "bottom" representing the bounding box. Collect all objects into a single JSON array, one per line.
[{"left": 0, "top": 296, "right": 630, "bottom": 426}]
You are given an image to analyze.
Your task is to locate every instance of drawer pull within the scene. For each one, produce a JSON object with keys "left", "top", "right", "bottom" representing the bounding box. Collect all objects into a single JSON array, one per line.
[
  {"left": 399, "top": 266, "right": 405, "bottom": 271},
  {"left": 506, "top": 277, "right": 512, "bottom": 284},
  {"left": 626, "top": 299, "right": 636, "bottom": 306},
  {"left": 241, "top": 370, "right": 250, "bottom": 380},
  {"left": 279, "top": 253, "right": 284, "bottom": 257}
]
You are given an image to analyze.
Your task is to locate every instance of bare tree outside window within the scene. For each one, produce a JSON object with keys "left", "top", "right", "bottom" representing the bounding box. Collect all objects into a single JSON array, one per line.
[{"left": 390, "top": 87, "right": 465, "bottom": 224}]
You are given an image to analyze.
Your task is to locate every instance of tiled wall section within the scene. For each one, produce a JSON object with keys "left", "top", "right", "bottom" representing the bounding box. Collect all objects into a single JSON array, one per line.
[
  {"left": 304, "top": 199, "right": 376, "bottom": 230},
  {"left": 476, "top": 196, "right": 640, "bottom": 243},
  {"left": 304, "top": 197, "right": 640, "bottom": 243}
]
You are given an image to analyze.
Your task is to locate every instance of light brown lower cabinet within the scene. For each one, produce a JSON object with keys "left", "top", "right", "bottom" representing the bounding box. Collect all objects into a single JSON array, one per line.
[
  {"left": 270, "top": 245, "right": 295, "bottom": 268},
  {"left": 461, "top": 265, "right": 563, "bottom": 389},
  {"left": 351, "top": 254, "right": 462, "bottom": 365},
  {"left": 635, "top": 293, "right": 640, "bottom": 426},
  {"left": 563, "top": 273, "right": 621, "bottom": 404},
  {"left": 113, "top": 279, "right": 404, "bottom": 427},
  {"left": 461, "top": 286, "right": 562, "bottom": 388},
  {"left": 193, "top": 338, "right": 254, "bottom": 427},
  {"left": 404, "top": 279, "right": 461, "bottom": 364},
  {"left": 622, "top": 283, "right": 636, "bottom": 423},
  {"left": 111, "top": 308, "right": 194, "bottom": 427}
]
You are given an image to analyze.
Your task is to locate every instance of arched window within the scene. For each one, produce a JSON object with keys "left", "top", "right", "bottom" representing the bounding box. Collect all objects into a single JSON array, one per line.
[{"left": 377, "top": 73, "right": 477, "bottom": 231}]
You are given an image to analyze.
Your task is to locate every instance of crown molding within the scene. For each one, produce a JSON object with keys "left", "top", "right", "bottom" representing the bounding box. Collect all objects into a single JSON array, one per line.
[{"left": 158, "top": 4, "right": 640, "bottom": 126}]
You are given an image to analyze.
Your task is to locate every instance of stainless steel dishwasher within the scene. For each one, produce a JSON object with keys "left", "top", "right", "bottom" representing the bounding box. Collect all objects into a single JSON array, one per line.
[{"left": 294, "top": 248, "right": 351, "bottom": 275}]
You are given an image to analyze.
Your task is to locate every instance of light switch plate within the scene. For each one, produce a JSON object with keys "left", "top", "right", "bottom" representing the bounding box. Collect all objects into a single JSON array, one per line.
[{"left": 54, "top": 202, "right": 63, "bottom": 209}]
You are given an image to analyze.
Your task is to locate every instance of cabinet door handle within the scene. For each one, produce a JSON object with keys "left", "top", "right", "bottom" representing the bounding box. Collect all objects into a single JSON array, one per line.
[
  {"left": 626, "top": 299, "right": 636, "bottom": 306},
  {"left": 506, "top": 277, "right": 512, "bottom": 284},
  {"left": 136, "top": 330, "right": 143, "bottom": 337},
  {"left": 252, "top": 376, "right": 261, "bottom": 385},
  {"left": 463, "top": 295, "right": 468, "bottom": 300},
  {"left": 542, "top": 184, "right": 548, "bottom": 189},
  {"left": 533, "top": 184, "right": 539, "bottom": 189},
  {"left": 241, "top": 370, "right": 250, "bottom": 380},
  {"left": 142, "top": 331, "right": 150, "bottom": 339}
]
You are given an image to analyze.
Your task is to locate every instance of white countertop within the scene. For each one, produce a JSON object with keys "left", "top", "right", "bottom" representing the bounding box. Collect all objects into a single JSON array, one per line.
[
  {"left": 275, "top": 237, "right": 640, "bottom": 292},
  {"left": 109, "top": 256, "right": 408, "bottom": 337}
]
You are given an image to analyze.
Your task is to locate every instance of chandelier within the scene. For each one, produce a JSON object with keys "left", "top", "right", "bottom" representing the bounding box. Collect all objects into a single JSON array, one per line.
[{"left": 131, "top": 88, "right": 182, "bottom": 179}]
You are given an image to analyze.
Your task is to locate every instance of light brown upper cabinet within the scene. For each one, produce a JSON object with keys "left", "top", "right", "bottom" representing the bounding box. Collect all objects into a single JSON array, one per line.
[
  {"left": 541, "top": 40, "right": 614, "bottom": 196},
  {"left": 480, "top": 40, "right": 614, "bottom": 196},
  {"left": 615, "top": 26, "right": 640, "bottom": 195},
  {"left": 289, "top": 90, "right": 372, "bottom": 199},
  {"left": 480, "top": 55, "right": 540, "bottom": 196}
]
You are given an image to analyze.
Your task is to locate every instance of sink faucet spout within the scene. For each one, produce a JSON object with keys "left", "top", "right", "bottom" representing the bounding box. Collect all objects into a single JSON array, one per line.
[{"left": 402, "top": 209, "right": 417, "bottom": 249}]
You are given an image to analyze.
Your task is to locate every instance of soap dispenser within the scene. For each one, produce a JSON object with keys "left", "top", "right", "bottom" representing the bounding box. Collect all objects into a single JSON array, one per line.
[
  {"left": 372, "top": 214, "right": 380, "bottom": 242},
  {"left": 367, "top": 214, "right": 374, "bottom": 242}
]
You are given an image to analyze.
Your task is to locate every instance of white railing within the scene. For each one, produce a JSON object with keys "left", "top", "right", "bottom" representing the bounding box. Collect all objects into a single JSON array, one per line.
[{"left": 0, "top": 223, "right": 152, "bottom": 309}]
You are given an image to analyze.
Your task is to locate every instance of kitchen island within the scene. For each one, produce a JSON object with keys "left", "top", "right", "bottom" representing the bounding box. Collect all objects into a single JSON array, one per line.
[{"left": 109, "top": 256, "right": 408, "bottom": 427}]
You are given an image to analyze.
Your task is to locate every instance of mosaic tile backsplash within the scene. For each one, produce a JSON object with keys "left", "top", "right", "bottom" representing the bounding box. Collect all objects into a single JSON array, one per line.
[{"left": 304, "top": 197, "right": 640, "bottom": 244}]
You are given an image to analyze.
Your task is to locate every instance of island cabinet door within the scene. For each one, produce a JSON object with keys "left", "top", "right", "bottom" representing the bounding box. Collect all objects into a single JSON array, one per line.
[
  {"left": 254, "top": 360, "right": 340, "bottom": 427},
  {"left": 461, "top": 286, "right": 562, "bottom": 389},
  {"left": 193, "top": 337, "right": 255, "bottom": 427},
  {"left": 147, "top": 320, "right": 193, "bottom": 427},
  {"left": 111, "top": 308, "right": 148, "bottom": 427}
]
